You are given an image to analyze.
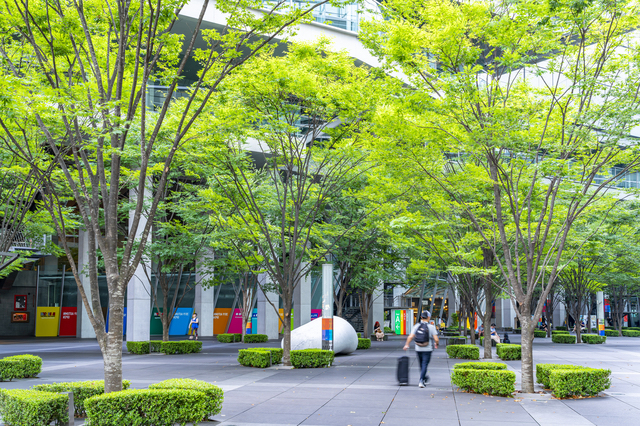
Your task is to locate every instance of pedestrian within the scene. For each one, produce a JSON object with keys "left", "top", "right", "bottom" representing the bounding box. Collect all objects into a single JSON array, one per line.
[
  {"left": 490, "top": 323, "right": 500, "bottom": 344},
  {"left": 403, "top": 310, "right": 439, "bottom": 388},
  {"left": 189, "top": 313, "right": 199, "bottom": 340}
]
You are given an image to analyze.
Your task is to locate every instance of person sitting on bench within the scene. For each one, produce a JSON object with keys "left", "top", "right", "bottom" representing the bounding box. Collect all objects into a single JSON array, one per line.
[{"left": 490, "top": 324, "right": 501, "bottom": 344}]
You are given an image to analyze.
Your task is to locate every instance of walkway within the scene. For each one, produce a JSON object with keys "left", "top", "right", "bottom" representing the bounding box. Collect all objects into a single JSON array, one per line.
[{"left": 1, "top": 334, "right": 639, "bottom": 425}]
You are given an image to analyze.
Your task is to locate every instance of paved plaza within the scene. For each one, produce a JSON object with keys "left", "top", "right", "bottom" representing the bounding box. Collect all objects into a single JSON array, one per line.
[{"left": 1, "top": 334, "right": 639, "bottom": 426}]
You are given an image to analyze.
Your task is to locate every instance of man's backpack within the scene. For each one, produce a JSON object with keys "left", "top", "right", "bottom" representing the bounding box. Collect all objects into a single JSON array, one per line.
[{"left": 414, "top": 322, "right": 430, "bottom": 346}]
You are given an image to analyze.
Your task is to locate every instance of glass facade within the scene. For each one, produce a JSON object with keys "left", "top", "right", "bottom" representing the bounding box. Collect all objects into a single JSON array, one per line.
[{"left": 265, "top": 1, "right": 360, "bottom": 32}]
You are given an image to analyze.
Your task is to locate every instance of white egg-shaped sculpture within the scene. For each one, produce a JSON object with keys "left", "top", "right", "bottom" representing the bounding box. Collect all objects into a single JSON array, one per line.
[{"left": 282, "top": 315, "right": 358, "bottom": 355}]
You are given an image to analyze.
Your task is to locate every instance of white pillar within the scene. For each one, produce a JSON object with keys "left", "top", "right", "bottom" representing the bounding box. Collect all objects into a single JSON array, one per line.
[
  {"left": 194, "top": 251, "right": 215, "bottom": 338},
  {"left": 126, "top": 187, "right": 151, "bottom": 342},
  {"left": 597, "top": 291, "right": 605, "bottom": 336},
  {"left": 294, "top": 264, "right": 311, "bottom": 329},
  {"left": 257, "top": 273, "right": 279, "bottom": 339},
  {"left": 76, "top": 230, "right": 96, "bottom": 339},
  {"left": 322, "top": 263, "right": 333, "bottom": 351},
  {"left": 368, "top": 281, "right": 384, "bottom": 337}
]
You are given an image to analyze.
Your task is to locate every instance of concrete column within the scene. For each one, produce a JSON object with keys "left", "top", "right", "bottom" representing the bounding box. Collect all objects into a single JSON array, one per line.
[
  {"left": 194, "top": 251, "right": 215, "bottom": 338},
  {"left": 76, "top": 230, "right": 96, "bottom": 339},
  {"left": 257, "top": 273, "right": 279, "bottom": 339},
  {"left": 368, "top": 281, "right": 384, "bottom": 336},
  {"left": 293, "top": 264, "right": 311, "bottom": 329},
  {"left": 126, "top": 186, "right": 151, "bottom": 342},
  {"left": 597, "top": 291, "right": 605, "bottom": 336}
]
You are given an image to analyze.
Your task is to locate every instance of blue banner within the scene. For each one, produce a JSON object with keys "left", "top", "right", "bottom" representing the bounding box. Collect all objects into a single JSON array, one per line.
[
  {"left": 169, "top": 308, "right": 193, "bottom": 336},
  {"left": 251, "top": 308, "right": 258, "bottom": 335},
  {"left": 106, "top": 307, "right": 126, "bottom": 335}
]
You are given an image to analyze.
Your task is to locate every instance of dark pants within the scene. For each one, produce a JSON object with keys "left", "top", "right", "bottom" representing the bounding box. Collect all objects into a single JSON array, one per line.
[{"left": 416, "top": 350, "right": 432, "bottom": 382}]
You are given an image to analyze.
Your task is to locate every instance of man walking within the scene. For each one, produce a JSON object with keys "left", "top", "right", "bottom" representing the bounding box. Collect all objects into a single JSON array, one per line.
[{"left": 403, "top": 310, "right": 439, "bottom": 387}]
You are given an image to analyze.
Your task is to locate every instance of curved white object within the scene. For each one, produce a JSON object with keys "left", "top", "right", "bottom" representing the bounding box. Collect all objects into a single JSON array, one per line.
[{"left": 282, "top": 316, "right": 358, "bottom": 355}]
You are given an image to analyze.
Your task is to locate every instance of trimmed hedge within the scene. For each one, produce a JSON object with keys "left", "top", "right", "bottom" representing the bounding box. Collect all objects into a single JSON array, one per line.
[
  {"left": 622, "top": 330, "right": 640, "bottom": 337},
  {"left": 536, "top": 364, "right": 586, "bottom": 389},
  {"left": 449, "top": 337, "right": 468, "bottom": 345},
  {"left": 357, "top": 338, "right": 371, "bottom": 349},
  {"left": 552, "top": 334, "right": 576, "bottom": 344},
  {"left": 238, "top": 348, "right": 284, "bottom": 368},
  {"left": 555, "top": 326, "right": 568, "bottom": 331},
  {"left": 160, "top": 340, "right": 202, "bottom": 354},
  {"left": 243, "top": 334, "right": 269, "bottom": 343},
  {"left": 126, "top": 341, "right": 150, "bottom": 354},
  {"left": 451, "top": 368, "right": 515, "bottom": 397},
  {"left": 217, "top": 333, "right": 242, "bottom": 343},
  {"left": 496, "top": 344, "right": 521, "bottom": 360},
  {"left": 552, "top": 330, "right": 570, "bottom": 336},
  {"left": 581, "top": 334, "right": 607, "bottom": 344},
  {"left": 534, "top": 330, "right": 547, "bottom": 338},
  {"left": 0, "top": 359, "right": 22, "bottom": 382},
  {"left": 446, "top": 345, "right": 479, "bottom": 360},
  {"left": 85, "top": 389, "right": 207, "bottom": 426},
  {"left": 604, "top": 329, "right": 619, "bottom": 337},
  {"left": 149, "top": 340, "right": 163, "bottom": 352},
  {"left": 149, "top": 379, "right": 223, "bottom": 418},
  {"left": 4, "top": 355, "right": 42, "bottom": 378},
  {"left": 549, "top": 368, "right": 611, "bottom": 398},
  {"left": 290, "top": 349, "right": 334, "bottom": 368},
  {"left": 453, "top": 362, "right": 507, "bottom": 370},
  {"left": 0, "top": 389, "right": 68, "bottom": 426},
  {"left": 33, "top": 380, "right": 131, "bottom": 417}
]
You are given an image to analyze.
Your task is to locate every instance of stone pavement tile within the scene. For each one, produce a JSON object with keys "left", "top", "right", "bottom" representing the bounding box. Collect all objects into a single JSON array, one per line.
[
  {"left": 323, "top": 398, "right": 382, "bottom": 409},
  {"left": 276, "top": 387, "right": 344, "bottom": 399},
  {"left": 519, "top": 400, "right": 595, "bottom": 426},
  {"left": 300, "top": 412, "right": 384, "bottom": 426},
  {"left": 562, "top": 396, "right": 639, "bottom": 416},
  {"left": 239, "top": 401, "right": 326, "bottom": 415},
  {"left": 379, "top": 417, "right": 459, "bottom": 426},
  {"left": 220, "top": 412, "right": 310, "bottom": 424},
  {"left": 459, "top": 421, "right": 538, "bottom": 426},
  {"left": 223, "top": 390, "right": 284, "bottom": 403},
  {"left": 583, "top": 414, "right": 640, "bottom": 426},
  {"left": 382, "top": 406, "right": 459, "bottom": 420}
]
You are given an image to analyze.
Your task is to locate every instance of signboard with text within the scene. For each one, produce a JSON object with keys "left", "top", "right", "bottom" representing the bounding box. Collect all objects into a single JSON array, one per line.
[{"left": 59, "top": 307, "right": 77, "bottom": 336}]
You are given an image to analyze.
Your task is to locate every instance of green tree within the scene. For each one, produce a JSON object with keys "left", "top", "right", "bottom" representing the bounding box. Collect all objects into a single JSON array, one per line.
[{"left": 362, "top": 0, "right": 640, "bottom": 392}]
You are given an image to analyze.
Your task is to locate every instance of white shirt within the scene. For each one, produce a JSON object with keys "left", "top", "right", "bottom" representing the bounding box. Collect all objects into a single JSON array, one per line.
[{"left": 410, "top": 321, "right": 438, "bottom": 352}]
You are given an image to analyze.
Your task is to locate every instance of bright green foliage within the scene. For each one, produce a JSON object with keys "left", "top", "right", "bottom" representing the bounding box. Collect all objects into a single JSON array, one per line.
[
  {"left": 622, "top": 330, "right": 640, "bottom": 337},
  {"left": 453, "top": 362, "right": 507, "bottom": 370},
  {"left": 3, "top": 355, "right": 42, "bottom": 378},
  {"left": 160, "top": 341, "right": 202, "bottom": 354},
  {"left": 604, "top": 330, "right": 620, "bottom": 337},
  {"left": 0, "top": 389, "right": 68, "bottom": 426},
  {"left": 238, "top": 349, "right": 275, "bottom": 368},
  {"left": 84, "top": 389, "right": 207, "bottom": 426},
  {"left": 451, "top": 369, "right": 515, "bottom": 397},
  {"left": 33, "top": 380, "right": 131, "bottom": 417},
  {"left": 384, "top": 327, "right": 393, "bottom": 334},
  {"left": 357, "top": 338, "right": 372, "bottom": 349},
  {"left": 126, "top": 342, "right": 150, "bottom": 355},
  {"left": 290, "top": 350, "right": 335, "bottom": 368},
  {"left": 217, "top": 334, "right": 241, "bottom": 343},
  {"left": 149, "top": 341, "right": 163, "bottom": 352},
  {"left": 552, "top": 334, "right": 576, "bottom": 344},
  {"left": 446, "top": 345, "right": 479, "bottom": 360},
  {"left": 581, "top": 334, "right": 607, "bottom": 344},
  {"left": 496, "top": 344, "right": 521, "bottom": 361},
  {"left": 552, "top": 330, "right": 570, "bottom": 336},
  {"left": 149, "top": 379, "right": 223, "bottom": 418},
  {"left": 243, "top": 334, "right": 269, "bottom": 343},
  {"left": 534, "top": 330, "right": 547, "bottom": 338},
  {"left": 0, "top": 359, "right": 21, "bottom": 381},
  {"left": 536, "top": 364, "right": 586, "bottom": 389},
  {"left": 555, "top": 327, "right": 568, "bottom": 331},
  {"left": 549, "top": 369, "right": 611, "bottom": 398}
]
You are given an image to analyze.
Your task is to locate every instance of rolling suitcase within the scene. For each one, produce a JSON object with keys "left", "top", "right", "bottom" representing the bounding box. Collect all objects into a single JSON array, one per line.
[{"left": 397, "top": 356, "right": 409, "bottom": 385}]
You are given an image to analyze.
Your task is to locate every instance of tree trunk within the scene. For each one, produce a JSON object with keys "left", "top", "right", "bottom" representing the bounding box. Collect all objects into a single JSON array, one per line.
[
  {"left": 360, "top": 290, "right": 372, "bottom": 338},
  {"left": 162, "top": 291, "right": 170, "bottom": 341},
  {"left": 104, "top": 292, "right": 125, "bottom": 393},
  {"left": 282, "top": 297, "right": 292, "bottom": 366},
  {"left": 482, "top": 307, "right": 492, "bottom": 358},
  {"left": 520, "top": 317, "right": 536, "bottom": 393}
]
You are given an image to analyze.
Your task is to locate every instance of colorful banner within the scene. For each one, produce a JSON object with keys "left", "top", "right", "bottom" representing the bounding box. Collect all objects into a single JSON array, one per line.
[
  {"left": 168, "top": 308, "right": 193, "bottom": 336},
  {"left": 35, "top": 307, "right": 60, "bottom": 337},
  {"left": 213, "top": 308, "right": 243, "bottom": 334},
  {"left": 322, "top": 317, "right": 333, "bottom": 341},
  {"left": 311, "top": 309, "right": 321, "bottom": 320},
  {"left": 251, "top": 308, "right": 257, "bottom": 334},
  {"left": 150, "top": 308, "right": 164, "bottom": 335},
  {"left": 59, "top": 307, "right": 77, "bottom": 337}
]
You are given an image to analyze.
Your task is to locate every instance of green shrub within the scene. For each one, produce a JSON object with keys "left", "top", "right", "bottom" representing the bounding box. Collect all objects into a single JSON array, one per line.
[
  {"left": 453, "top": 362, "right": 507, "bottom": 370},
  {"left": 536, "top": 364, "right": 586, "bottom": 388},
  {"left": 243, "top": 334, "right": 269, "bottom": 343},
  {"left": 581, "top": 334, "right": 607, "bottom": 344},
  {"left": 555, "top": 326, "right": 567, "bottom": 331},
  {"left": 549, "top": 368, "right": 611, "bottom": 398},
  {"left": 626, "top": 327, "right": 640, "bottom": 331},
  {"left": 290, "top": 349, "right": 334, "bottom": 368},
  {"left": 85, "top": 389, "right": 207, "bottom": 426},
  {"left": 552, "top": 330, "right": 570, "bottom": 336},
  {"left": 357, "top": 338, "right": 371, "bottom": 349},
  {"left": 622, "top": 330, "right": 640, "bottom": 337},
  {"left": 534, "top": 330, "right": 547, "bottom": 338},
  {"left": 0, "top": 359, "right": 22, "bottom": 382},
  {"left": 33, "top": 380, "right": 131, "bottom": 417},
  {"left": 0, "top": 389, "right": 68, "bottom": 426},
  {"left": 4, "top": 355, "right": 42, "bottom": 378},
  {"left": 446, "top": 345, "right": 479, "bottom": 360},
  {"left": 217, "top": 333, "right": 236, "bottom": 343},
  {"left": 160, "top": 340, "right": 202, "bottom": 354},
  {"left": 238, "top": 349, "right": 275, "bottom": 368},
  {"left": 383, "top": 326, "right": 393, "bottom": 334},
  {"left": 149, "top": 340, "right": 163, "bottom": 352},
  {"left": 449, "top": 337, "right": 468, "bottom": 345},
  {"left": 552, "top": 334, "right": 576, "bottom": 344},
  {"left": 496, "top": 344, "right": 521, "bottom": 360},
  {"left": 604, "top": 329, "right": 619, "bottom": 337},
  {"left": 451, "top": 369, "right": 515, "bottom": 396},
  {"left": 149, "top": 379, "right": 223, "bottom": 418},
  {"left": 126, "top": 341, "right": 150, "bottom": 354}
]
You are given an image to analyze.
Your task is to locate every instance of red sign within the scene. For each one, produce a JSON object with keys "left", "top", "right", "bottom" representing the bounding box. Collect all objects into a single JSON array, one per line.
[{"left": 59, "top": 307, "right": 77, "bottom": 336}]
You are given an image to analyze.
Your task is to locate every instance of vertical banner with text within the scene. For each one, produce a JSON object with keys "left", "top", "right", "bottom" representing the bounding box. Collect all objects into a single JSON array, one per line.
[{"left": 322, "top": 263, "right": 333, "bottom": 351}]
